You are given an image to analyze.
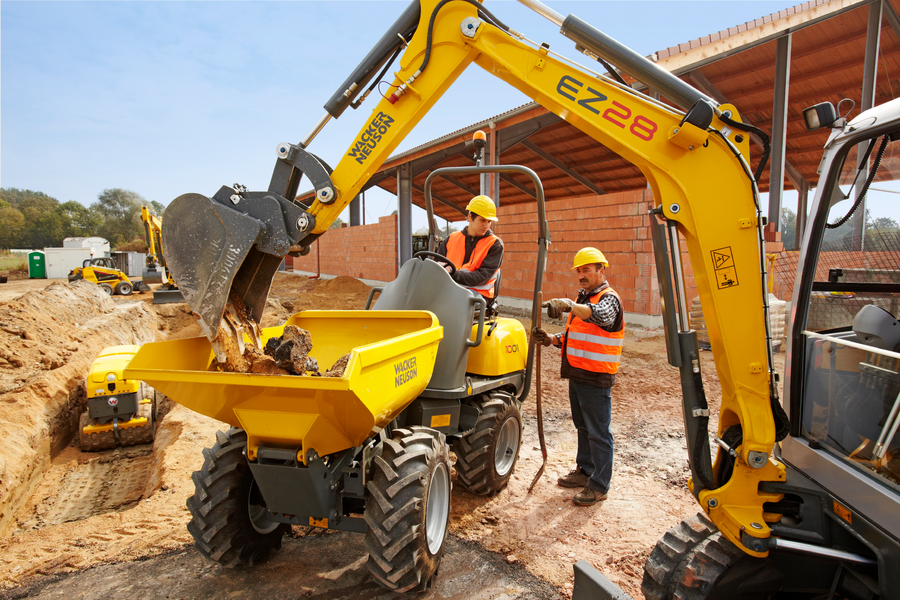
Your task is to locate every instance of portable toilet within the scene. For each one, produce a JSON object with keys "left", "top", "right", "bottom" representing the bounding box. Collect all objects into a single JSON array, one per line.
[{"left": 28, "top": 251, "right": 46, "bottom": 279}]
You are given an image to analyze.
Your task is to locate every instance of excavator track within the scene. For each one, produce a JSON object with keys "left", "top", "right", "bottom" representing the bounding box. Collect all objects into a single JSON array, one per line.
[{"left": 641, "top": 512, "right": 718, "bottom": 600}]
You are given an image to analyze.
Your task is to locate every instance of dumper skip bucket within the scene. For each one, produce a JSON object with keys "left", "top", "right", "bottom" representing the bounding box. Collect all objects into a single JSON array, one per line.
[{"left": 126, "top": 310, "right": 443, "bottom": 461}]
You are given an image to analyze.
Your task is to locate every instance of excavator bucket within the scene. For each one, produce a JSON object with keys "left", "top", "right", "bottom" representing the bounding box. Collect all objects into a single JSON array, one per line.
[{"left": 163, "top": 192, "right": 279, "bottom": 360}]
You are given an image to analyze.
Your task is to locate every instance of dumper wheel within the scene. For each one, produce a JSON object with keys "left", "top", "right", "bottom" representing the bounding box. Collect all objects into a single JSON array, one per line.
[
  {"left": 98, "top": 283, "right": 114, "bottom": 296},
  {"left": 119, "top": 401, "right": 155, "bottom": 446},
  {"left": 186, "top": 428, "right": 290, "bottom": 567},
  {"left": 453, "top": 390, "right": 521, "bottom": 495},
  {"left": 365, "top": 426, "right": 451, "bottom": 593},
  {"left": 115, "top": 281, "right": 132, "bottom": 296},
  {"left": 78, "top": 411, "right": 116, "bottom": 452}
]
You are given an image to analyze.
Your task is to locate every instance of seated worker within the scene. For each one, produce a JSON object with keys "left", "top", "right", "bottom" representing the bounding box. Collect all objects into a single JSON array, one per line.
[{"left": 436, "top": 195, "right": 503, "bottom": 299}]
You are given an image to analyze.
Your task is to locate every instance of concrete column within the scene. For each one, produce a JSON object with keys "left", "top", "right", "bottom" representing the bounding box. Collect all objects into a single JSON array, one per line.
[
  {"left": 850, "top": 0, "right": 883, "bottom": 247},
  {"left": 397, "top": 163, "right": 413, "bottom": 267},
  {"left": 349, "top": 194, "right": 361, "bottom": 227},
  {"left": 769, "top": 34, "right": 791, "bottom": 230}
]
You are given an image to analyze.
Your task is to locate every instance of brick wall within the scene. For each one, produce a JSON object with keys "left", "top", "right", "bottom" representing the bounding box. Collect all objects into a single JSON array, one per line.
[
  {"left": 290, "top": 215, "right": 399, "bottom": 281},
  {"left": 286, "top": 195, "right": 703, "bottom": 318},
  {"left": 497, "top": 189, "right": 698, "bottom": 316}
]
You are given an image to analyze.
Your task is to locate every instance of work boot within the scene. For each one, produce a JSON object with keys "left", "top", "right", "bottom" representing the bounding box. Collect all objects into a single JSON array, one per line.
[
  {"left": 557, "top": 468, "right": 589, "bottom": 488},
  {"left": 573, "top": 486, "right": 608, "bottom": 506}
]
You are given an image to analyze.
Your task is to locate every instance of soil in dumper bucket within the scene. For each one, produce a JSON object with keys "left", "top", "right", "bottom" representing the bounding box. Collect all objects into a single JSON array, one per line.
[{"left": 245, "top": 325, "right": 350, "bottom": 377}]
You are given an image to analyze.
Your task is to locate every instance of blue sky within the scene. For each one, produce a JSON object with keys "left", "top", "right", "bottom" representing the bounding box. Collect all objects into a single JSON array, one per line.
[{"left": 2, "top": 0, "right": 848, "bottom": 229}]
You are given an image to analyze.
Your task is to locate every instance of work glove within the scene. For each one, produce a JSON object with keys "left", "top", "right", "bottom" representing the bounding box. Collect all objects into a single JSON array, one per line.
[
  {"left": 543, "top": 298, "right": 575, "bottom": 320},
  {"left": 533, "top": 327, "right": 554, "bottom": 347}
]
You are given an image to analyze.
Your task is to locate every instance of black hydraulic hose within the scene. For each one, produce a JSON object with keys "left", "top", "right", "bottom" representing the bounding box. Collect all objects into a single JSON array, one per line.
[
  {"left": 595, "top": 56, "right": 628, "bottom": 86},
  {"left": 356, "top": 42, "right": 405, "bottom": 106},
  {"left": 826, "top": 135, "right": 889, "bottom": 229},
  {"left": 718, "top": 112, "right": 771, "bottom": 182},
  {"left": 419, "top": 0, "right": 511, "bottom": 75}
]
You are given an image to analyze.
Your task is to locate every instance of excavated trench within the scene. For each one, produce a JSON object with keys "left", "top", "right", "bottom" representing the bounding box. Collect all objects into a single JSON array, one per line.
[{"left": 14, "top": 399, "right": 176, "bottom": 533}]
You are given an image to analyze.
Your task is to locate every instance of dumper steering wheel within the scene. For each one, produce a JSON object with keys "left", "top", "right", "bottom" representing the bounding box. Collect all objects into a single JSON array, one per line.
[{"left": 414, "top": 251, "right": 456, "bottom": 275}]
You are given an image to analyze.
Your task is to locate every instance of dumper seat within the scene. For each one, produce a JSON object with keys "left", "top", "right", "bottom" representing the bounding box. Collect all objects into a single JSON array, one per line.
[{"left": 372, "top": 258, "right": 484, "bottom": 392}]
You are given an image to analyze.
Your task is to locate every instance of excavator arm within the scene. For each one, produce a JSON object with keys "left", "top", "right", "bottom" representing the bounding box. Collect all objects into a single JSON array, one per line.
[{"left": 162, "top": 0, "right": 785, "bottom": 555}]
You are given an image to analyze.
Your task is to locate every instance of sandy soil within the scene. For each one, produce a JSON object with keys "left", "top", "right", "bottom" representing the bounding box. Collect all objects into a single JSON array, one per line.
[{"left": 0, "top": 271, "right": 760, "bottom": 599}]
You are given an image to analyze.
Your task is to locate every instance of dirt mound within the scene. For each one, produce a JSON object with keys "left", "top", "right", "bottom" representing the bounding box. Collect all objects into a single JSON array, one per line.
[
  {"left": 265, "top": 273, "right": 372, "bottom": 318},
  {"left": 315, "top": 275, "right": 373, "bottom": 295}
]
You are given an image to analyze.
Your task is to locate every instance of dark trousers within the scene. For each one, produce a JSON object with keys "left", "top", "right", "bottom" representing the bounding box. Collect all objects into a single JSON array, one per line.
[{"left": 568, "top": 379, "right": 613, "bottom": 493}]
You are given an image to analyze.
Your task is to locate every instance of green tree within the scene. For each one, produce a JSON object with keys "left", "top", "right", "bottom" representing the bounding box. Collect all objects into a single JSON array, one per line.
[
  {"left": 91, "top": 188, "right": 146, "bottom": 246},
  {"left": 868, "top": 216, "right": 900, "bottom": 231},
  {"left": 0, "top": 206, "right": 26, "bottom": 249},
  {"left": 149, "top": 200, "right": 166, "bottom": 216},
  {"left": 59, "top": 201, "right": 101, "bottom": 238},
  {"left": 0, "top": 188, "right": 56, "bottom": 209},
  {"left": 329, "top": 217, "right": 345, "bottom": 229},
  {"left": 781, "top": 207, "right": 797, "bottom": 249}
]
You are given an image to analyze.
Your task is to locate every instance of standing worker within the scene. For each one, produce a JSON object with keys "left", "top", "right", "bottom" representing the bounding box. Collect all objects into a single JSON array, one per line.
[
  {"left": 533, "top": 247, "right": 623, "bottom": 506},
  {"left": 435, "top": 195, "right": 503, "bottom": 299}
]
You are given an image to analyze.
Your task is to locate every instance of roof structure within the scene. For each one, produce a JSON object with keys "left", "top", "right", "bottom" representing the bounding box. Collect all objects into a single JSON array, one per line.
[{"left": 340, "top": 0, "right": 900, "bottom": 223}]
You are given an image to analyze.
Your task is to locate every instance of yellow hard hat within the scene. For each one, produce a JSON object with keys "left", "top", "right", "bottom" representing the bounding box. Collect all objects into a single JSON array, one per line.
[
  {"left": 572, "top": 247, "right": 608, "bottom": 269},
  {"left": 465, "top": 195, "right": 498, "bottom": 221}
]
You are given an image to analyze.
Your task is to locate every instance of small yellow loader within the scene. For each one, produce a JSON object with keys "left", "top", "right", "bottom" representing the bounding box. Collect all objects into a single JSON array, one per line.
[{"left": 68, "top": 257, "right": 150, "bottom": 296}]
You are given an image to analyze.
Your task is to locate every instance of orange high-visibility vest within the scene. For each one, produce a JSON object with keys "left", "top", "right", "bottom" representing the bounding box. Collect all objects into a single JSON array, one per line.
[
  {"left": 562, "top": 287, "right": 624, "bottom": 374},
  {"left": 445, "top": 231, "right": 499, "bottom": 299}
]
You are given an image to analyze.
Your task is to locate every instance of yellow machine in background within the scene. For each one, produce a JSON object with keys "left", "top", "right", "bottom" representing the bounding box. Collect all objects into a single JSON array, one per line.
[
  {"left": 68, "top": 257, "right": 150, "bottom": 296},
  {"left": 140, "top": 206, "right": 184, "bottom": 304},
  {"left": 80, "top": 345, "right": 157, "bottom": 451}
]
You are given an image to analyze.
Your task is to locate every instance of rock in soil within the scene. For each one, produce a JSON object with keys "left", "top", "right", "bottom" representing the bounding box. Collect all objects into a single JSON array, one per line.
[
  {"left": 264, "top": 325, "right": 317, "bottom": 375},
  {"left": 324, "top": 353, "right": 350, "bottom": 377}
]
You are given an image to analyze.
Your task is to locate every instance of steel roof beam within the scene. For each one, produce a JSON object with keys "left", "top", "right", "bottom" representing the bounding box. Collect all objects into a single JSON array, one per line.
[
  {"left": 411, "top": 183, "right": 467, "bottom": 216},
  {"left": 769, "top": 34, "right": 792, "bottom": 230},
  {"left": 520, "top": 140, "right": 606, "bottom": 195}
]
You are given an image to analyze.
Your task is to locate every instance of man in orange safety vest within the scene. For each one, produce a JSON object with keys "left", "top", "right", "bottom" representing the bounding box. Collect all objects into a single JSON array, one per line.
[
  {"left": 533, "top": 247, "right": 624, "bottom": 506},
  {"left": 435, "top": 195, "right": 503, "bottom": 299}
]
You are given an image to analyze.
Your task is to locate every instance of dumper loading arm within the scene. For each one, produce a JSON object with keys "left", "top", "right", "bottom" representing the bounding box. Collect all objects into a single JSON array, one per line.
[{"left": 162, "top": 0, "right": 786, "bottom": 559}]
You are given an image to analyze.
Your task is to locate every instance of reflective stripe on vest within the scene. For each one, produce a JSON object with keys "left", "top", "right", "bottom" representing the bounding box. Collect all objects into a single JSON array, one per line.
[
  {"left": 445, "top": 231, "right": 499, "bottom": 299},
  {"left": 562, "top": 287, "right": 624, "bottom": 374}
]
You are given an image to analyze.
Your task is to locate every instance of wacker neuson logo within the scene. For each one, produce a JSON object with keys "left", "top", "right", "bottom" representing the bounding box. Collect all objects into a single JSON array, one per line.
[
  {"left": 394, "top": 356, "right": 417, "bottom": 388},
  {"left": 348, "top": 111, "right": 394, "bottom": 165}
]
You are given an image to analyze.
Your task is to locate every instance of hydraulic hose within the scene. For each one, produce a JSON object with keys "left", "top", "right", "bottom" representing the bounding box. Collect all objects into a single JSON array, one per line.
[{"left": 826, "top": 135, "right": 888, "bottom": 229}]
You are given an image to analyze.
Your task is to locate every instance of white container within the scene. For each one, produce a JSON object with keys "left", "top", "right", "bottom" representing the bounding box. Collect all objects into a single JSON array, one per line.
[{"left": 43, "top": 247, "right": 93, "bottom": 279}]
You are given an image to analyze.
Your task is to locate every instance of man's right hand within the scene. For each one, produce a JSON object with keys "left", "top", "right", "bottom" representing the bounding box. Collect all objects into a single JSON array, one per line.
[
  {"left": 542, "top": 298, "right": 575, "bottom": 319},
  {"left": 533, "top": 327, "right": 554, "bottom": 347}
]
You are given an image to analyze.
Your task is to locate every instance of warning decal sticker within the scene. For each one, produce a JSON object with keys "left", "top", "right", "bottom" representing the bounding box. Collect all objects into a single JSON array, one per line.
[{"left": 711, "top": 246, "right": 739, "bottom": 289}]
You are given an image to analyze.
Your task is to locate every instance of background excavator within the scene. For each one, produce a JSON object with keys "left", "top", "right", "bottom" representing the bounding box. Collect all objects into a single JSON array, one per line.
[
  {"left": 140, "top": 206, "right": 184, "bottom": 304},
  {"left": 126, "top": 0, "right": 899, "bottom": 597}
]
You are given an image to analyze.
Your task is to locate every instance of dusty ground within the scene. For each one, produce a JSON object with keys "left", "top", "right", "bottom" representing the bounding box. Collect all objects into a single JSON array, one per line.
[{"left": 0, "top": 271, "right": 772, "bottom": 599}]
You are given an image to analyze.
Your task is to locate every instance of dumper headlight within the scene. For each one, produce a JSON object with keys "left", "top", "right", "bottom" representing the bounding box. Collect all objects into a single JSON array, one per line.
[{"left": 106, "top": 373, "right": 116, "bottom": 382}]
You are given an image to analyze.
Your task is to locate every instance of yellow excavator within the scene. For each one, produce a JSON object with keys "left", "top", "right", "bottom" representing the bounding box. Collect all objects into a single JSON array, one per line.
[
  {"left": 126, "top": 0, "right": 900, "bottom": 597},
  {"left": 140, "top": 206, "right": 184, "bottom": 304}
]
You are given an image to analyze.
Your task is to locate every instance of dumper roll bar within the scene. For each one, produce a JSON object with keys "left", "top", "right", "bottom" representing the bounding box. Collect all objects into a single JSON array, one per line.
[{"left": 422, "top": 164, "right": 549, "bottom": 403}]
